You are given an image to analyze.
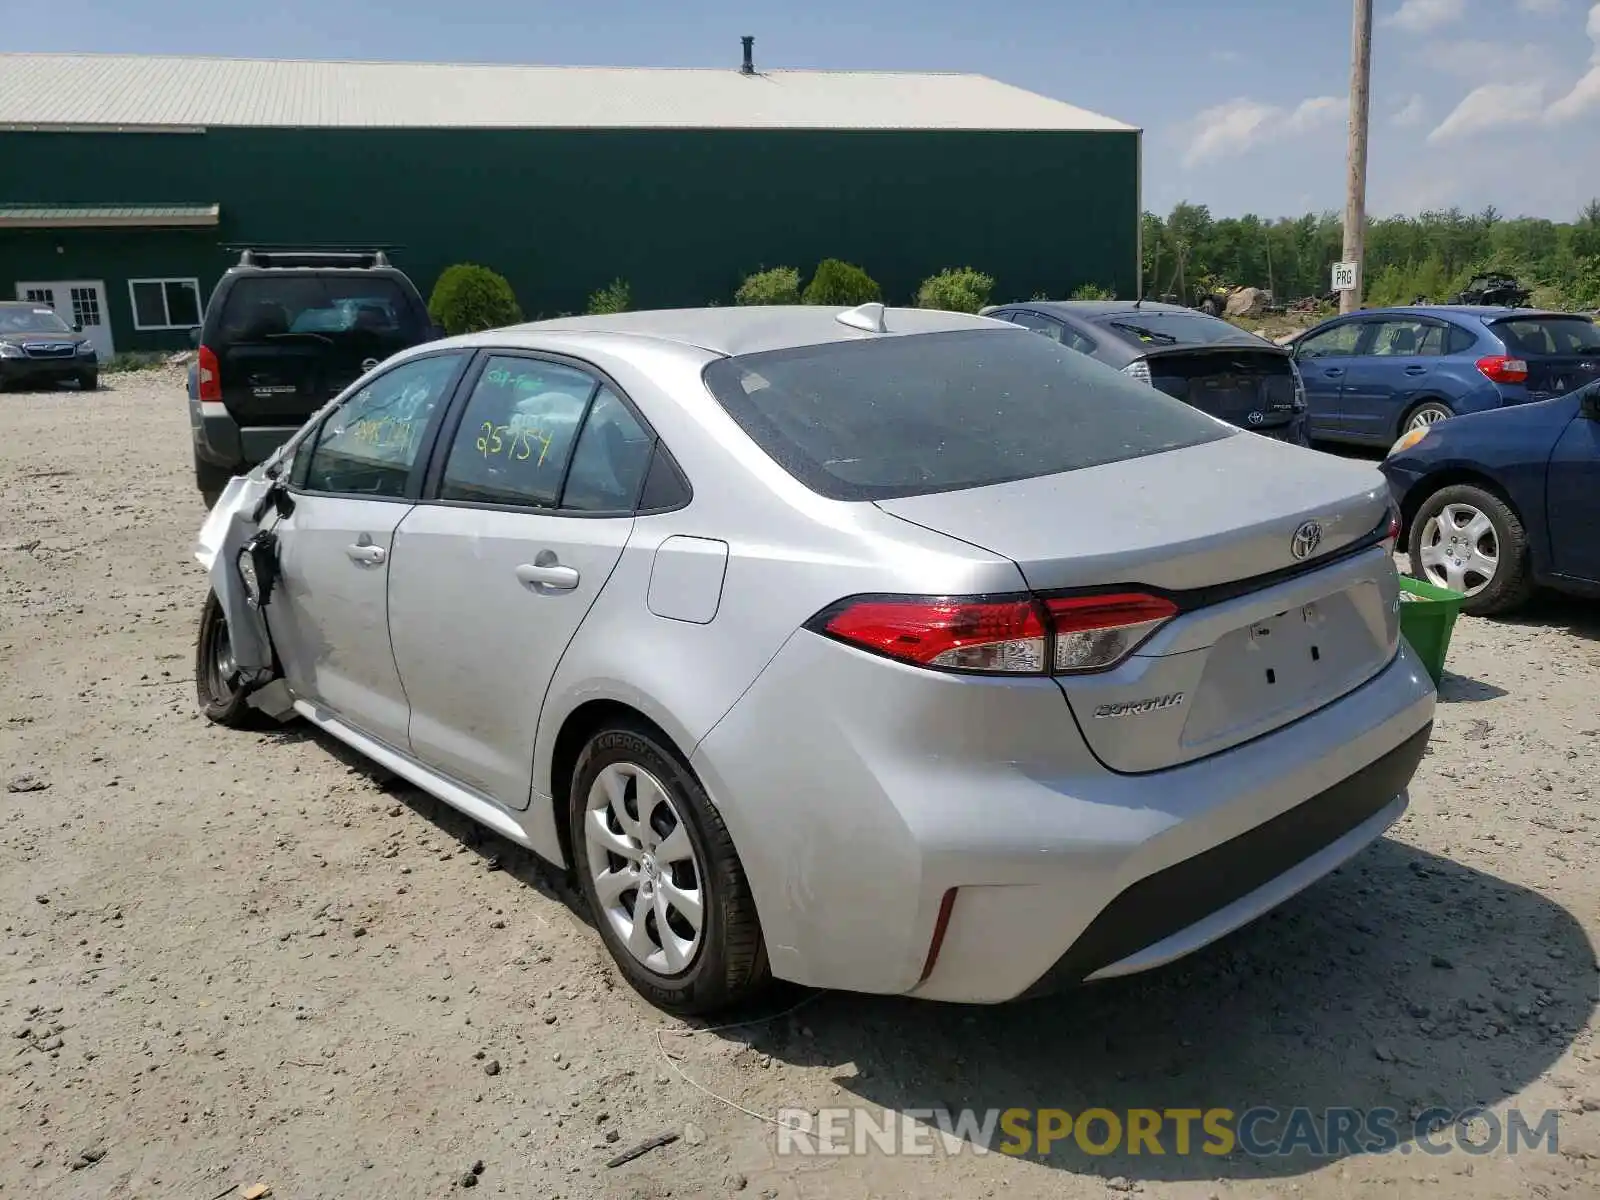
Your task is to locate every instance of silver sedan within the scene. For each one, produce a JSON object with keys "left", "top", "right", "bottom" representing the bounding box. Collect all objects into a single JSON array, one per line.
[{"left": 195, "top": 304, "right": 1436, "bottom": 1014}]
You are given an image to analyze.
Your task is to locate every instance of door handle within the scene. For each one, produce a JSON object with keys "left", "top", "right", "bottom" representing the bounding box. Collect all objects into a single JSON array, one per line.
[
  {"left": 345, "top": 543, "right": 387, "bottom": 565},
  {"left": 516, "top": 561, "right": 579, "bottom": 591},
  {"left": 1404, "top": 366, "right": 1428, "bottom": 375},
  {"left": 1323, "top": 368, "right": 1344, "bottom": 378}
]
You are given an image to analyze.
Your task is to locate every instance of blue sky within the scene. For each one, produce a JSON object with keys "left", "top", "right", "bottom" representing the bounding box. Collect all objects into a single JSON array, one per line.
[{"left": 7, "top": 0, "right": 1599, "bottom": 222}]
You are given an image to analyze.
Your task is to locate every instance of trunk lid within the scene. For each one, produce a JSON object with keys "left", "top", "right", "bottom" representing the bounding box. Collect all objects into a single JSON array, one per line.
[
  {"left": 875, "top": 435, "right": 1401, "bottom": 772},
  {"left": 873, "top": 432, "right": 1390, "bottom": 594},
  {"left": 1144, "top": 346, "right": 1299, "bottom": 433}
]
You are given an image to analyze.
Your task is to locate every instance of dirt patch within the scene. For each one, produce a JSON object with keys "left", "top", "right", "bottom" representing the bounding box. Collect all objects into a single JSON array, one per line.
[{"left": 1, "top": 371, "right": 1597, "bottom": 1199}]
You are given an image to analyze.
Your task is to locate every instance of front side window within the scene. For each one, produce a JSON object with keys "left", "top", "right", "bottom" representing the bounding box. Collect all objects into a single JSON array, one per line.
[
  {"left": 700, "top": 328, "right": 1230, "bottom": 502},
  {"left": 302, "top": 353, "right": 462, "bottom": 497},
  {"left": 439, "top": 357, "right": 599, "bottom": 507},
  {"left": 1296, "top": 321, "right": 1365, "bottom": 359}
]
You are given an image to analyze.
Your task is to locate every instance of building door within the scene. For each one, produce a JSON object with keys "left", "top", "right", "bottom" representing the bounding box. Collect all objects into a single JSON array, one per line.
[{"left": 14, "top": 281, "right": 115, "bottom": 359}]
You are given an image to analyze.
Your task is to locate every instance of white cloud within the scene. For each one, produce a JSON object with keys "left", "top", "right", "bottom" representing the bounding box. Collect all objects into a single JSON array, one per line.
[
  {"left": 1391, "top": 94, "right": 1429, "bottom": 127},
  {"left": 1382, "top": 0, "right": 1467, "bottom": 33},
  {"left": 1180, "top": 95, "right": 1344, "bottom": 167},
  {"left": 1428, "top": 81, "right": 1546, "bottom": 140},
  {"left": 1545, "top": 2, "right": 1600, "bottom": 120},
  {"left": 1418, "top": 38, "right": 1550, "bottom": 79}
]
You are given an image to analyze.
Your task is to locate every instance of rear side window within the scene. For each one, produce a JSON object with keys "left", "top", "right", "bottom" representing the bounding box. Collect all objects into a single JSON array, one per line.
[
  {"left": 216, "top": 276, "right": 425, "bottom": 345},
  {"left": 1369, "top": 319, "right": 1446, "bottom": 357},
  {"left": 1445, "top": 324, "right": 1479, "bottom": 355},
  {"left": 699, "top": 329, "right": 1231, "bottom": 502},
  {"left": 439, "top": 357, "right": 598, "bottom": 507},
  {"left": 1492, "top": 317, "right": 1600, "bottom": 356}
]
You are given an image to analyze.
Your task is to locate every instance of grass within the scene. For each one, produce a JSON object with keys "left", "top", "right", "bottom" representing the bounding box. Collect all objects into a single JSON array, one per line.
[{"left": 103, "top": 352, "right": 175, "bottom": 374}]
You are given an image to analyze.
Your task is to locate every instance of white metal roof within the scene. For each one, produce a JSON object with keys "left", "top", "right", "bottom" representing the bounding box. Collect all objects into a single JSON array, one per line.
[{"left": 0, "top": 53, "right": 1135, "bottom": 133}]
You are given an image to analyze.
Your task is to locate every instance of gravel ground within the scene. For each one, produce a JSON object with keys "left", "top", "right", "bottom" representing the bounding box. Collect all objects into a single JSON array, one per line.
[{"left": 2, "top": 368, "right": 1598, "bottom": 1200}]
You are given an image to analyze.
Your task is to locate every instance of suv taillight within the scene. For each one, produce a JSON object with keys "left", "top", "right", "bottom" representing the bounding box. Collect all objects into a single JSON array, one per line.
[
  {"left": 1476, "top": 354, "right": 1528, "bottom": 385},
  {"left": 197, "top": 345, "right": 221, "bottom": 402},
  {"left": 810, "top": 592, "right": 1178, "bottom": 676}
]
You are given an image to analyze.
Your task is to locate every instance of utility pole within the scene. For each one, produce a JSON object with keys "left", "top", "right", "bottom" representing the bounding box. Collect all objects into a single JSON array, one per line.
[{"left": 1340, "top": 0, "right": 1374, "bottom": 314}]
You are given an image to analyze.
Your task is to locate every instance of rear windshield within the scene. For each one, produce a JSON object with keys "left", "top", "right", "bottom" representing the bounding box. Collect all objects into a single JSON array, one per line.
[
  {"left": 216, "top": 276, "right": 424, "bottom": 345},
  {"left": 1092, "top": 311, "right": 1261, "bottom": 349},
  {"left": 699, "top": 329, "right": 1232, "bottom": 502},
  {"left": 1491, "top": 316, "right": 1600, "bottom": 356}
]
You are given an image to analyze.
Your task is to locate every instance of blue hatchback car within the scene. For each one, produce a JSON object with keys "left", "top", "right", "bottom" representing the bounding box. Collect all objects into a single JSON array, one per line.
[
  {"left": 1382, "top": 385, "right": 1600, "bottom": 615},
  {"left": 1289, "top": 306, "right": 1600, "bottom": 448}
]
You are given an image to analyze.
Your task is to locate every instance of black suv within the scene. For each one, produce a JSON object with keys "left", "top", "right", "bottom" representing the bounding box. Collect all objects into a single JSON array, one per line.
[{"left": 188, "top": 249, "right": 438, "bottom": 504}]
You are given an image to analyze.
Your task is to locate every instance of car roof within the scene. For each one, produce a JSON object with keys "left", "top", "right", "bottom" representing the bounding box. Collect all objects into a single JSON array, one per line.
[
  {"left": 1339, "top": 305, "right": 1584, "bottom": 321},
  {"left": 1001, "top": 300, "right": 1197, "bottom": 319},
  {"left": 475, "top": 305, "right": 1008, "bottom": 358}
]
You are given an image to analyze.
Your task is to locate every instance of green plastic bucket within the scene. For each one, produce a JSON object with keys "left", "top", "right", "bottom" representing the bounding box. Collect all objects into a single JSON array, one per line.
[{"left": 1398, "top": 575, "right": 1466, "bottom": 687}]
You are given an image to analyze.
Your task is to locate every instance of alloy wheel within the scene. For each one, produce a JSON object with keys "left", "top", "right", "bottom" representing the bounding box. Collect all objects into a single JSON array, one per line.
[
  {"left": 1418, "top": 502, "right": 1499, "bottom": 595},
  {"left": 1406, "top": 405, "right": 1450, "bottom": 432},
  {"left": 583, "top": 762, "right": 705, "bottom": 976}
]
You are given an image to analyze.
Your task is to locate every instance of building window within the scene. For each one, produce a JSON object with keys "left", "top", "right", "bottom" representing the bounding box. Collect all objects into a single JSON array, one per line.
[{"left": 128, "top": 278, "right": 203, "bottom": 331}]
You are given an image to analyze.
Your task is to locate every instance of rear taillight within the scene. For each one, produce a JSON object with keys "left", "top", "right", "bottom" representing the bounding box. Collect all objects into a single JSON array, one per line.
[
  {"left": 1044, "top": 593, "right": 1179, "bottom": 673},
  {"left": 1122, "top": 359, "right": 1153, "bottom": 385},
  {"left": 812, "top": 592, "right": 1177, "bottom": 676},
  {"left": 1383, "top": 505, "right": 1401, "bottom": 553},
  {"left": 1476, "top": 354, "right": 1528, "bottom": 385},
  {"left": 197, "top": 345, "right": 221, "bottom": 402}
]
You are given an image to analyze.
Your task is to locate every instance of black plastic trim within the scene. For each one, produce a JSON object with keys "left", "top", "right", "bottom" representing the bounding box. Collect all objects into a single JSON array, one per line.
[{"left": 1020, "top": 721, "right": 1431, "bottom": 997}]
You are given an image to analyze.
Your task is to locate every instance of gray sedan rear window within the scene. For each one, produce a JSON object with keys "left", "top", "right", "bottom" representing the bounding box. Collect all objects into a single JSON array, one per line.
[{"left": 700, "top": 328, "right": 1231, "bottom": 501}]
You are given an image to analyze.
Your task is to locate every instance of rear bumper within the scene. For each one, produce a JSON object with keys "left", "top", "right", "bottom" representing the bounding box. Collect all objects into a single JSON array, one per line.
[
  {"left": 190, "top": 397, "right": 298, "bottom": 471},
  {"left": 692, "top": 633, "right": 1436, "bottom": 1003}
]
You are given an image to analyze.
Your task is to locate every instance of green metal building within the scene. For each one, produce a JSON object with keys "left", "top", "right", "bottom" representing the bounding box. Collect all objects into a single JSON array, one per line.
[{"left": 0, "top": 49, "right": 1140, "bottom": 357}]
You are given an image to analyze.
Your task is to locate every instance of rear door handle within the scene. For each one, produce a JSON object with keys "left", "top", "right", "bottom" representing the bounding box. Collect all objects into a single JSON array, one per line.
[
  {"left": 1404, "top": 366, "right": 1428, "bottom": 375},
  {"left": 1323, "top": 368, "right": 1344, "bottom": 378},
  {"left": 516, "top": 562, "right": 580, "bottom": 591},
  {"left": 345, "top": 543, "right": 387, "bottom": 566}
]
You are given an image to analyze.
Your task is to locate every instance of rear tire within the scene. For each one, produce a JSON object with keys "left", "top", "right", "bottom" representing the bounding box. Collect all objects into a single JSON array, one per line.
[
  {"left": 1407, "top": 484, "right": 1534, "bottom": 616},
  {"left": 569, "top": 722, "right": 769, "bottom": 1015},
  {"left": 195, "top": 592, "right": 257, "bottom": 727},
  {"left": 1400, "top": 400, "right": 1453, "bottom": 436}
]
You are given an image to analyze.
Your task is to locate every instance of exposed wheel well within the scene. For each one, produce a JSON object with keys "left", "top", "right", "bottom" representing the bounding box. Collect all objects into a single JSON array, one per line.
[
  {"left": 1398, "top": 469, "right": 1519, "bottom": 540},
  {"left": 548, "top": 699, "right": 683, "bottom": 875}
]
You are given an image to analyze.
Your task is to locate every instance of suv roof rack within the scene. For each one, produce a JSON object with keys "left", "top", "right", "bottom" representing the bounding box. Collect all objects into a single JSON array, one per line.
[{"left": 223, "top": 246, "right": 399, "bottom": 270}]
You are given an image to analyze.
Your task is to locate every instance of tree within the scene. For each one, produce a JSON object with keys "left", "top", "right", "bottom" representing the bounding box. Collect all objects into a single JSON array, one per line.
[
  {"left": 428, "top": 264, "right": 522, "bottom": 335},
  {"left": 915, "top": 267, "right": 995, "bottom": 313},
  {"left": 801, "top": 259, "right": 881, "bottom": 306}
]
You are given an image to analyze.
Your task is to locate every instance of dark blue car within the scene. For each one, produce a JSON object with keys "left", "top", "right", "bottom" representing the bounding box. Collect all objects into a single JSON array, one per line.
[
  {"left": 1290, "top": 306, "right": 1600, "bottom": 448},
  {"left": 1381, "top": 384, "right": 1600, "bottom": 615}
]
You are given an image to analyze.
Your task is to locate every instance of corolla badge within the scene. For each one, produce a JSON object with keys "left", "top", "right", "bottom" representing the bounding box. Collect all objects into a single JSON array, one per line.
[{"left": 1290, "top": 520, "right": 1323, "bottom": 560}]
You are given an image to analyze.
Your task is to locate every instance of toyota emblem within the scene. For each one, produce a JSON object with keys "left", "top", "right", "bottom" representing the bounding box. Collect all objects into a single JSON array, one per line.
[
  {"left": 1291, "top": 521, "right": 1324, "bottom": 560},
  {"left": 361, "top": 357, "right": 380, "bottom": 373},
  {"left": 1247, "top": 411, "right": 1265, "bottom": 426}
]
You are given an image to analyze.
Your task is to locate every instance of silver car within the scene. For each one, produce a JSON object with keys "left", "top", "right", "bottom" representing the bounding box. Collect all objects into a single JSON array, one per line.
[{"left": 195, "top": 304, "right": 1436, "bottom": 1015}]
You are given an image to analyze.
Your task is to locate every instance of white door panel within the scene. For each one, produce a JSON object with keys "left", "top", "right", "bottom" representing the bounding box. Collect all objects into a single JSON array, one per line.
[
  {"left": 267, "top": 493, "right": 413, "bottom": 748},
  {"left": 387, "top": 505, "right": 633, "bottom": 810}
]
